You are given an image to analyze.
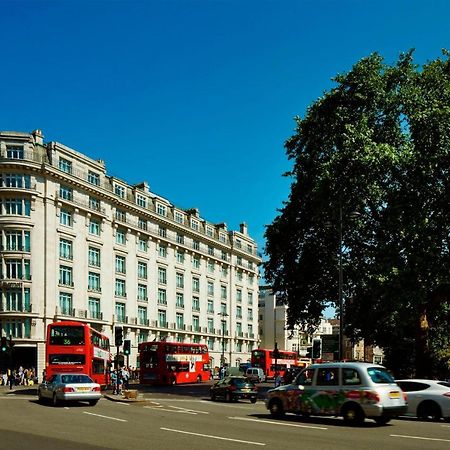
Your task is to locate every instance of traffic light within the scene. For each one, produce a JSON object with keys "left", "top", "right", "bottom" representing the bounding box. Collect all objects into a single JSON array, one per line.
[
  {"left": 123, "top": 339, "right": 131, "bottom": 355},
  {"left": 114, "top": 326, "right": 123, "bottom": 347},
  {"left": 1, "top": 337, "right": 7, "bottom": 353},
  {"left": 305, "top": 346, "right": 312, "bottom": 358},
  {"left": 312, "top": 339, "right": 322, "bottom": 359}
]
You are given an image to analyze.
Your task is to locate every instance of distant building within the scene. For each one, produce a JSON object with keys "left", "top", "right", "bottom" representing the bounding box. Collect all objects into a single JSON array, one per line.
[{"left": 0, "top": 130, "right": 262, "bottom": 377}]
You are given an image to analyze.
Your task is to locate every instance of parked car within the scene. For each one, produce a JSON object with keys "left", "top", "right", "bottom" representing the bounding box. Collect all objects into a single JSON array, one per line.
[
  {"left": 266, "top": 362, "right": 407, "bottom": 425},
  {"left": 210, "top": 376, "right": 258, "bottom": 403},
  {"left": 245, "top": 367, "right": 266, "bottom": 383},
  {"left": 396, "top": 379, "right": 450, "bottom": 421},
  {"left": 37, "top": 373, "right": 101, "bottom": 406}
]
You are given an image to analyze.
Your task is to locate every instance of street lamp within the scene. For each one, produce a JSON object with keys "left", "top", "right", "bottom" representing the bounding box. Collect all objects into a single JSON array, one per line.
[{"left": 218, "top": 311, "right": 229, "bottom": 369}]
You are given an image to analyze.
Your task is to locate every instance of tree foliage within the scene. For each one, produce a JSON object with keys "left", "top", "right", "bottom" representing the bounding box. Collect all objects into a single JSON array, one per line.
[{"left": 264, "top": 51, "right": 450, "bottom": 377}]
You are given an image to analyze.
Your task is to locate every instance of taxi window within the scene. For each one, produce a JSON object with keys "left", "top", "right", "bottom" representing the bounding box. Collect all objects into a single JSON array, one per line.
[
  {"left": 316, "top": 368, "right": 339, "bottom": 386},
  {"left": 296, "top": 368, "right": 315, "bottom": 386},
  {"left": 343, "top": 368, "right": 361, "bottom": 386}
]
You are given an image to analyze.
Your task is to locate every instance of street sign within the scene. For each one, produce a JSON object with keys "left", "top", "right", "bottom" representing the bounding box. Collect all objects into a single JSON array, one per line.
[{"left": 321, "top": 335, "right": 339, "bottom": 356}]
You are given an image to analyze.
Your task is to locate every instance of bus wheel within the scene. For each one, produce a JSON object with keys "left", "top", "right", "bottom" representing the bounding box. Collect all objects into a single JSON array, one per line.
[{"left": 196, "top": 375, "right": 202, "bottom": 383}]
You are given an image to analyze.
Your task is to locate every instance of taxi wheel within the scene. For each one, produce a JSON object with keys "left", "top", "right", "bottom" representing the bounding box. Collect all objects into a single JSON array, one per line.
[
  {"left": 268, "top": 399, "right": 285, "bottom": 418},
  {"left": 342, "top": 403, "right": 364, "bottom": 426},
  {"left": 226, "top": 392, "right": 233, "bottom": 402}
]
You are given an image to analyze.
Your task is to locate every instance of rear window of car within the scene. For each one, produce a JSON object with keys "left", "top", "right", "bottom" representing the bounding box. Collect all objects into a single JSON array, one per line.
[
  {"left": 367, "top": 367, "right": 395, "bottom": 384},
  {"left": 397, "top": 381, "right": 429, "bottom": 392},
  {"left": 438, "top": 381, "right": 450, "bottom": 388},
  {"left": 232, "top": 378, "right": 250, "bottom": 387},
  {"left": 61, "top": 375, "right": 93, "bottom": 384}
]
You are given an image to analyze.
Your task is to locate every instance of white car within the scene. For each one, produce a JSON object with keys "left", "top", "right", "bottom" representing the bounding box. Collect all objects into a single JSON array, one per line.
[{"left": 396, "top": 379, "right": 450, "bottom": 421}]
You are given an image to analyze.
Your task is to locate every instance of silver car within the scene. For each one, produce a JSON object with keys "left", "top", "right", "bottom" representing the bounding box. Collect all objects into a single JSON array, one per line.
[
  {"left": 396, "top": 379, "right": 450, "bottom": 421},
  {"left": 37, "top": 373, "right": 101, "bottom": 406}
]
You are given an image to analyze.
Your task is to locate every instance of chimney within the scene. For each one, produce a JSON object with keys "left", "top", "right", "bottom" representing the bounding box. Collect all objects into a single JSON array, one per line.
[
  {"left": 240, "top": 222, "right": 248, "bottom": 235},
  {"left": 32, "top": 129, "right": 44, "bottom": 145}
]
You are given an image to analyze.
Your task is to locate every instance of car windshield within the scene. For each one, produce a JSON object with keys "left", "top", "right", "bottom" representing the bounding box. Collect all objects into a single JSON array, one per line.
[
  {"left": 61, "top": 375, "right": 93, "bottom": 384},
  {"left": 367, "top": 367, "right": 395, "bottom": 384}
]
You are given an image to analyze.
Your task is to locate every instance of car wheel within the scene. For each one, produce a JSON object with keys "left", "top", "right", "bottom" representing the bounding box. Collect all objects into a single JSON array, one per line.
[
  {"left": 210, "top": 392, "right": 216, "bottom": 401},
  {"left": 226, "top": 392, "right": 232, "bottom": 403},
  {"left": 374, "top": 417, "right": 391, "bottom": 425},
  {"left": 342, "top": 403, "right": 365, "bottom": 426},
  {"left": 417, "top": 401, "right": 441, "bottom": 421},
  {"left": 88, "top": 400, "right": 98, "bottom": 406},
  {"left": 250, "top": 397, "right": 257, "bottom": 404},
  {"left": 52, "top": 393, "right": 59, "bottom": 407},
  {"left": 37, "top": 389, "right": 44, "bottom": 403},
  {"left": 268, "top": 398, "right": 285, "bottom": 418}
]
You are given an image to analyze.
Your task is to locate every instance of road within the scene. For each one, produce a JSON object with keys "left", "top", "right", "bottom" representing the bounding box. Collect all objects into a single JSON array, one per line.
[{"left": 1, "top": 383, "right": 449, "bottom": 450}]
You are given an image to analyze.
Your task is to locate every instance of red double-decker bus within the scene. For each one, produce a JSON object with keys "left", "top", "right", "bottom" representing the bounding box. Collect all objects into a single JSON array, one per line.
[
  {"left": 139, "top": 342, "right": 210, "bottom": 385},
  {"left": 251, "top": 348, "right": 298, "bottom": 379},
  {"left": 45, "top": 321, "right": 111, "bottom": 387}
]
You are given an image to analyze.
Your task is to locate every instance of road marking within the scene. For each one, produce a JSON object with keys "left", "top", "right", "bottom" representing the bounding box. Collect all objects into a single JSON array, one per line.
[
  {"left": 115, "top": 402, "right": 130, "bottom": 406},
  {"left": 229, "top": 416, "right": 328, "bottom": 430},
  {"left": 83, "top": 412, "right": 127, "bottom": 422},
  {"left": 161, "top": 427, "right": 265, "bottom": 446},
  {"left": 169, "top": 405, "right": 209, "bottom": 414},
  {"left": 64, "top": 407, "right": 70, "bottom": 410},
  {"left": 144, "top": 406, "right": 196, "bottom": 414},
  {"left": 391, "top": 434, "right": 450, "bottom": 443}
]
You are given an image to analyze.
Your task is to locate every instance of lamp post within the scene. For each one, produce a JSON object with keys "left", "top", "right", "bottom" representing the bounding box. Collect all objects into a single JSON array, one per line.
[{"left": 218, "top": 312, "right": 229, "bottom": 370}]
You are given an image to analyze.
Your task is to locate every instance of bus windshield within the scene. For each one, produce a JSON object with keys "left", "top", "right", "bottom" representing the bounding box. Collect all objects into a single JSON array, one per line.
[{"left": 50, "top": 326, "right": 85, "bottom": 345}]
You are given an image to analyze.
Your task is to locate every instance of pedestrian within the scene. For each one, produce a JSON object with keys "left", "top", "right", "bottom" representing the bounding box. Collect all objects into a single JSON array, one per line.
[
  {"left": 275, "top": 372, "right": 282, "bottom": 388},
  {"left": 7, "top": 369, "right": 14, "bottom": 390},
  {"left": 121, "top": 366, "right": 130, "bottom": 390},
  {"left": 110, "top": 369, "right": 118, "bottom": 394}
]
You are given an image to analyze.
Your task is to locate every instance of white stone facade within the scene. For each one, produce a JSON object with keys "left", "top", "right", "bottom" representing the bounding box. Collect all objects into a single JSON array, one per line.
[{"left": 0, "top": 130, "right": 261, "bottom": 378}]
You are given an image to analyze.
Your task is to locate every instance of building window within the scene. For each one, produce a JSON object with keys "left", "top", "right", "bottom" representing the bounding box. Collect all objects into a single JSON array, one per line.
[
  {"left": 192, "top": 296, "right": 200, "bottom": 312},
  {"left": 221, "top": 285, "right": 227, "bottom": 300},
  {"left": 6, "top": 145, "right": 24, "bottom": 159},
  {"left": 138, "top": 284, "right": 148, "bottom": 301},
  {"left": 88, "top": 247, "right": 101, "bottom": 267},
  {"left": 208, "top": 246, "right": 214, "bottom": 256},
  {"left": 116, "top": 229, "right": 126, "bottom": 245},
  {"left": 59, "top": 158, "right": 72, "bottom": 174},
  {"left": 5, "top": 230, "right": 30, "bottom": 252},
  {"left": 136, "top": 194, "right": 147, "bottom": 208},
  {"left": 89, "top": 218, "right": 100, "bottom": 236},
  {"left": 59, "top": 292, "right": 72, "bottom": 315},
  {"left": 192, "top": 255, "right": 200, "bottom": 269},
  {"left": 88, "top": 272, "right": 101, "bottom": 292},
  {"left": 236, "top": 306, "right": 242, "bottom": 319},
  {"left": 138, "top": 261, "right": 148, "bottom": 279},
  {"left": 236, "top": 289, "right": 242, "bottom": 303},
  {"left": 115, "top": 184, "right": 125, "bottom": 198},
  {"left": 220, "top": 303, "right": 227, "bottom": 314},
  {"left": 5, "top": 259, "right": 31, "bottom": 280},
  {"left": 158, "top": 309, "right": 167, "bottom": 328},
  {"left": 156, "top": 203, "right": 167, "bottom": 217},
  {"left": 5, "top": 289, "right": 31, "bottom": 312},
  {"left": 192, "top": 277, "right": 200, "bottom": 293},
  {"left": 138, "top": 238, "right": 148, "bottom": 252},
  {"left": 192, "top": 316, "right": 200, "bottom": 332},
  {"left": 221, "top": 251, "right": 228, "bottom": 261},
  {"left": 221, "top": 266, "right": 228, "bottom": 277},
  {"left": 115, "top": 255, "right": 126, "bottom": 274},
  {"left": 237, "top": 256, "right": 242, "bottom": 266},
  {"left": 235, "top": 239, "right": 242, "bottom": 249},
  {"left": 176, "top": 292, "right": 184, "bottom": 308},
  {"left": 59, "top": 185, "right": 73, "bottom": 201},
  {"left": 191, "top": 219, "right": 199, "bottom": 231},
  {"left": 59, "top": 238, "right": 72, "bottom": 260},
  {"left": 115, "top": 209, "right": 126, "bottom": 222},
  {"left": 176, "top": 313, "right": 184, "bottom": 329},
  {"left": 60, "top": 209, "right": 72, "bottom": 227},
  {"left": 138, "top": 218, "right": 147, "bottom": 230},
  {"left": 158, "top": 288, "right": 167, "bottom": 305},
  {"left": 59, "top": 265, "right": 73, "bottom": 286},
  {"left": 158, "top": 244, "right": 167, "bottom": 258},
  {"left": 207, "top": 299, "right": 214, "bottom": 314},
  {"left": 207, "top": 338, "right": 214, "bottom": 351},
  {"left": 236, "top": 342, "right": 242, "bottom": 352},
  {"left": 248, "top": 292, "right": 253, "bottom": 305},
  {"left": 115, "top": 303, "right": 126, "bottom": 322},
  {"left": 157, "top": 267, "right": 166, "bottom": 284},
  {"left": 138, "top": 306, "right": 148, "bottom": 326},
  {"left": 236, "top": 270, "right": 243, "bottom": 282},
  {"left": 89, "top": 196, "right": 100, "bottom": 211},
  {"left": 87, "top": 171, "right": 100, "bottom": 186},
  {"left": 115, "top": 279, "right": 126, "bottom": 297},
  {"left": 176, "top": 250, "right": 185, "bottom": 264},
  {"left": 158, "top": 226, "right": 166, "bottom": 238},
  {"left": 207, "top": 318, "right": 214, "bottom": 333},
  {"left": 219, "top": 232, "right": 227, "bottom": 243},
  {"left": 174, "top": 211, "right": 184, "bottom": 224},
  {"left": 248, "top": 324, "right": 253, "bottom": 338},
  {"left": 236, "top": 322, "right": 242, "bottom": 336},
  {"left": 207, "top": 261, "right": 214, "bottom": 274},
  {"left": 176, "top": 272, "right": 184, "bottom": 288},
  {"left": 207, "top": 281, "right": 214, "bottom": 297},
  {"left": 248, "top": 273, "right": 255, "bottom": 285},
  {"left": 248, "top": 308, "right": 253, "bottom": 320},
  {"left": 1, "top": 174, "right": 31, "bottom": 188},
  {"left": 206, "top": 225, "right": 214, "bottom": 237},
  {"left": 192, "top": 240, "right": 200, "bottom": 251},
  {"left": 88, "top": 297, "right": 101, "bottom": 319}
]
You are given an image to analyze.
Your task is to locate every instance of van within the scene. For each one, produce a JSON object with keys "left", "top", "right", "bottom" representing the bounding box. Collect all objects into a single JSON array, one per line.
[
  {"left": 245, "top": 367, "right": 266, "bottom": 383},
  {"left": 265, "top": 362, "right": 407, "bottom": 425}
]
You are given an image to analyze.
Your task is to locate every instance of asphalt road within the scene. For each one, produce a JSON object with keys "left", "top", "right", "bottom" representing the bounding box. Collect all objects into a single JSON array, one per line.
[{"left": 1, "top": 383, "right": 449, "bottom": 450}]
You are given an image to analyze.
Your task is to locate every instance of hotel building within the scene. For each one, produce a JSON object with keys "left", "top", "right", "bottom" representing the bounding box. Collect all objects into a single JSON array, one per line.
[{"left": 0, "top": 130, "right": 261, "bottom": 377}]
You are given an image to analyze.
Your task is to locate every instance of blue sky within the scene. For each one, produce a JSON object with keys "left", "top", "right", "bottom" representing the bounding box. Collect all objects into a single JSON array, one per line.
[{"left": 2, "top": 0, "right": 449, "bottom": 257}]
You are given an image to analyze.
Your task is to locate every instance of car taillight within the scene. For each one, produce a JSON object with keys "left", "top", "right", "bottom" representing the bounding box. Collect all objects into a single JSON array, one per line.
[
  {"left": 443, "top": 392, "right": 450, "bottom": 398},
  {"left": 366, "top": 391, "right": 380, "bottom": 403},
  {"left": 403, "top": 392, "right": 408, "bottom": 402},
  {"left": 229, "top": 385, "right": 237, "bottom": 391},
  {"left": 92, "top": 386, "right": 101, "bottom": 392},
  {"left": 63, "top": 387, "right": 75, "bottom": 393}
]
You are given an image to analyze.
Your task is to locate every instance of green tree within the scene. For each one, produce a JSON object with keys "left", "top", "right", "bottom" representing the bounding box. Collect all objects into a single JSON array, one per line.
[{"left": 264, "top": 51, "right": 450, "bottom": 378}]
